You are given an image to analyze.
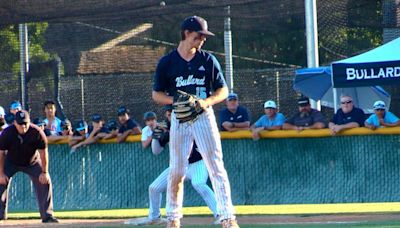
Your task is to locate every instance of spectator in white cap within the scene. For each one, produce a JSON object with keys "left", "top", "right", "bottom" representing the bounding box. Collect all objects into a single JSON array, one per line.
[
  {"left": 0, "top": 106, "right": 7, "bottom": 133},
  {"left": 219, "top": 92, "right": 251, "bottom": 132},
  {"left": 250, "top": 100, "right": 285, "bottom": 140},
  {"left": 365, "top": 100, "right": 400, "bottom": 130}
]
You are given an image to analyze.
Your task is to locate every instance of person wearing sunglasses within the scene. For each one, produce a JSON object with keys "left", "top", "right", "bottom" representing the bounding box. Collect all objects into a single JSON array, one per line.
[
  {"left": 0, "top": 110, "right": 58, "bottom": 223},
  {"left": 329, "top": 95, "right": 366, "bottom": 135},
  {"left": 365, "top": 100, "right": 400, "bottom": 130}
]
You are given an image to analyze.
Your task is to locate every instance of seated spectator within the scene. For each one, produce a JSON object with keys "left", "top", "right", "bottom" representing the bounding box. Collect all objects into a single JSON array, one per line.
[
  {"left": 329, "top": 95, "right": 365, "bottom": 135},
  {"left": 60, "top": 119, "right": 73, "bottom": 137},
  {"left": 251, "top": 100, "right": 285, "bottom": 140},
  {"left": 219, "top": 93, "right": 250, "bottom": 131},
  {"left": 141, "top": 112, "right": 157, "bottom": 148},
  {"left": 69, "top": 120, "right": 88, "bottom": 147},
  {"left": 0, "top": 106, "right": 8, "bottom": 134},
  {"left": 43, "top": 101, "right": 62, "bottom": 136},
  {"left": 365, "top": 100, "right": 400, "bottom": 130},
  {"left": 117, "top": 106, "right": 141, "bottom": 143},
  {"left": 70, "top": 114, "right": 109, "bottom": 152},
  {"left": 9, "top": 100, "right": 22, "bottom": 115},
  {"left": 283, "top": 97, "right": 326, "bottom": 131},
  {"left": 32, "top": 117, "right": 52, "bottom": 136}
]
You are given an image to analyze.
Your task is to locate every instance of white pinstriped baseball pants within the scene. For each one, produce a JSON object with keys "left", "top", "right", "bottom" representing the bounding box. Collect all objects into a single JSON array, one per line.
[
  {"left": 166, "top": 107, "right": 236, "bottom": 221},
  {"left": 148, "top": 160, "right": 217, "bottom": 219}
]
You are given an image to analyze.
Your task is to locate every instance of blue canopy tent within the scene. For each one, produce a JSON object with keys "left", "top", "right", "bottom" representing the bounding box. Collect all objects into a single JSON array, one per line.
[
  {"left": 332, "top": 37, "right": 400, "bottom": 88},
  {"left": 294, "top": 67, "right": 391, "bottom": 114}
]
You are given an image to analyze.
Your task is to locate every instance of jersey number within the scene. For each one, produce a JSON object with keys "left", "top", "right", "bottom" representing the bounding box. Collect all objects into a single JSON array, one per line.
[{"left": 196, "top": 87, "right": 207, "bottom": 99}]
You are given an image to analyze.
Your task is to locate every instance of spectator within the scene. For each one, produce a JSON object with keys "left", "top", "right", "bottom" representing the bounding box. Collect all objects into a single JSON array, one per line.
[
  {"left": 43, "top": 101, "right": 62, "bottom": 136},
  {"left": 70, "top": 114, "right": 110, "bottom": 152},
  {"left": 283, "top": 97, "right": 326, "bottom": 131},
  {"left": 0, "top": 106, "right": 8, "bottom": 134},
  {"left": 365, "top": 100, "right": 400, "bottom": 130},
  {"left": 141, "top": 112, "right": 157, "bottom": 148},
  {"left": 102, "top": 120, "right": 119, "bottom": 140},
  {"left": 329, "top": 95, "right": 366, "bottom": 135},
  {"left": 69, "top": 120, "right": 88, "bottom": 147},
  {"left": 117, "top": 106, "right": 141, "bottom": 143},
  {"left": 251, "top": 100, "right": 285, "bottom": 140},
  {"left": 32, "top": 117, "right": 52, "bottom": 136},
  {"left": 60, "top": 119, "right": 73, "bottom": 137},
  {"left": 219, "top": 93, "right": 250, "bottom": 131},
  {"left": 9, "top": 101, "right": 22, "bottom": 115}
]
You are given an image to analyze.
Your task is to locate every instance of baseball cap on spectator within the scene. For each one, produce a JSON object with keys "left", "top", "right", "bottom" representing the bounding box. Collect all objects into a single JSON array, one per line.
[
  {"left": 117, "top": 106, "right": 129, "bottom": 116},
  {"left": 227, "top": 93, "right": 238, "bottom": 101},
  {"left": 181, "top": 16, "right": 215, "bottom": 36},
  {"left": 106, "top": 120, "right": 118, "bottom": 131},
  {"left": 373, "top": 100, "right": 386, "bottom": 110},
  {"left": 5, "top": 113, "right": 14, "bottom": 124},
  {"left": 163, "top": 105, "right": 173, "bottom": 112},
  {"left": 264, "top": 100, "right": 277, "bottom": 109},
  {"left": 91, "top": 114, "right": 102, "bottom": 123},
  {"left": 10, "top": 101, "right": 22, "bottom": 110},
  {"left": 75, "top": 120, "right": 88, "bottom": 131},
  {"left": 61, "top": 119, "right": 72, "bottom": 130},
  {"left": 33, "top": 117, "right": 46, "bottom": 127},
  {"left": 297, "top": 97, "right": 310, "bottom": 107},
  {"left": 144, "top": 111, "right": 157, "bottom": 121},
  {"left": 0, "top": 106, "right": 5, "bottom": 117},
  {"left": 15, "top": 110, "right": 30, "bottom": 125}
]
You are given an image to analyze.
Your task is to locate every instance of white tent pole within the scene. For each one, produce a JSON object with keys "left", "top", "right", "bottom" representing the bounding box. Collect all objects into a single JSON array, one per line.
[
  {"left": 333, "top": 88, "right": 338, "bottom": 112},
  {"left": 305, "top": 0, "right": 321, "bottom": 110}
]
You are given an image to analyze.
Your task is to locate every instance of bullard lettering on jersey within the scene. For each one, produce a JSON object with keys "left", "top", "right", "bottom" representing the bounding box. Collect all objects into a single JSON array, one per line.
[
  {"left": 175, "top": 75, "right": 205, "bottom": 87},
  {"left": 346, "top": 67, "right": 400, "bottom": 80}
]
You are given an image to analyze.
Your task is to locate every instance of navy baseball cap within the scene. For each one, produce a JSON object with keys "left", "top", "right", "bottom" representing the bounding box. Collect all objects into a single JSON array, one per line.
[
  {"left": 227, "top": 93, "right": 238, "bottom": 101},
  {"left": 297, "top": 97, "right": 310, "bottom": 106},
  {"left": 10, "top": 101, "right": 22, "bottom": 110},
  {"left": 117, "top": 106, "right": 129, "bottom": 116},
  {"left": 33, "top": 117, "right": 46, "bottom": 127},
  {"left": 143, "top": 111, "right": 157, "bottom": 120},
  {"left": 181, "top": 16, "right": 215, "bottom": 36},
  {"left": 91, "top": 114, "right": 102, "bottom": 123},
  {"left": 75, "top": 120, "right": 88, "bottom": 131},
  {"left": 15, "top": 110, "right": 30, "bottom": 125}
]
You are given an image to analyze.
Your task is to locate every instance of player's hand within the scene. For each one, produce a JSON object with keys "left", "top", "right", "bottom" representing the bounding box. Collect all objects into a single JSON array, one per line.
[
  {"left": 0, "top": 173, "right": 9, "bottom": 185},
  {"left": 197, "top": 99, "right": 208, "bottom": 110},
  {"left": 39, "top": 172, "right": 50, "bottom": 184}
]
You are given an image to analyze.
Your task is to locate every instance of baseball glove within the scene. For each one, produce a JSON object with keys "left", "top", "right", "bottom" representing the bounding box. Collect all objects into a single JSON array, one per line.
[
  {"left": 152, "top": 121, "right": 168, "bottom": 140},
  {"left": 172, "top": 90, "right": 203, "bottom": 123}
]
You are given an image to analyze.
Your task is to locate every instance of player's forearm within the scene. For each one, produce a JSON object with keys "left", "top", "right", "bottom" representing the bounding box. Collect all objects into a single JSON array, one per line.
[
  {"left": 38, "top": 149, "right": 49, "bottom": 173},
  {"left": 204, "top": 87, "right": 228, "bottom": 107},
  {"left": 152, "top": 91, "right": 173, "bottom": 105}
]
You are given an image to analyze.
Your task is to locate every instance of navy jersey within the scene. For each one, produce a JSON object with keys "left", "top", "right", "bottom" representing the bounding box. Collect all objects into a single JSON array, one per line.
[
  {"left": 219, "top": 106, "right": 250, "bottom": 131},
  {"left": 118, "top": 118, "right": 139, "bottom": 134},
  {"left": 331, "top": 107, "right": 366, "bottom": 127},
  {"left": 153, "top": 49, "right": 227, "bottom": 98}
]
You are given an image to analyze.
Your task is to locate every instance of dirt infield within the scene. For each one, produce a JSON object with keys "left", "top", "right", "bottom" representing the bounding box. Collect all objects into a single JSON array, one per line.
[{"left": 3, "top": 213, "right": 400, "bottom": 227}]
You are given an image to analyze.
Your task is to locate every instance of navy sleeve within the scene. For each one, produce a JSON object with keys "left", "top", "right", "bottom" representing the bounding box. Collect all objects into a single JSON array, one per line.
[
  {"left": 207, "top": 54, "right": 227, "bottom": 91},
  {"left": 241, "top": 107, "right": 250, "bottom": 122},
  {"left": 153, "top": 55, "right": 169, "bottom": 92},
  {"left": 355, "top": 108, "right": 366, "bottom": 127},
  {"left": 285, "top": 113, "right": 296, "bottom": 125},
  {"left": 331, "top": 110, "right": 341, "bottom": 124},
  {"left": 0, "top": 129, "right": 10, "bottom": 150},
  {"left": 128, "top": 119, "right": 138, "bottom": 129},
  {"left": 219, "top": 109, "right": 229, "bottom": 127}
]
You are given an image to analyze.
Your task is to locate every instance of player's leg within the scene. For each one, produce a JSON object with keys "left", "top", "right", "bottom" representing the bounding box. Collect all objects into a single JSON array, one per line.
[
  {"left": 23, "top": 162, "right": 54, "bottom": 222},
  {"left": 0, "top": 160, "right": 18, "bottom": 220},
  {"left": 186, "top": 160, "right": 218, "bottom": 218},
  {"left": 149, "top": 168, "right": 169, "bottom": 220},
  {"left": 125, "top": 168, "right": 170, "bottom": 225},
  {"left": 192, "top": 108, "right": 236, "bottom": 221},
  {"left": 166, "top": 113, "right": 193, "bottom": 222}
]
